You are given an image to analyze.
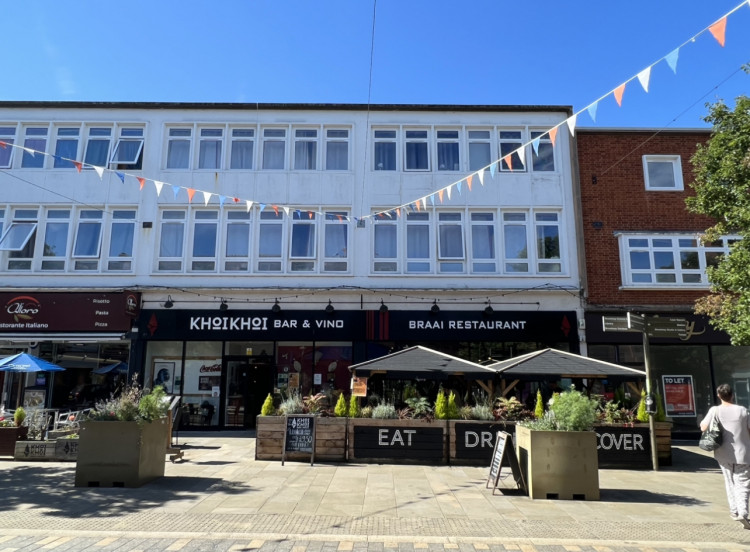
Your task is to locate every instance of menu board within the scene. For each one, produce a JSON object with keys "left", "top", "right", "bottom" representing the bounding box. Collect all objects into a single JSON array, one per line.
[
  {"left": 282, "top": 415, "right": 316, "bottom": 465},
  {"left": 486, "top": 431, "right": 525, "bottom": 495}
]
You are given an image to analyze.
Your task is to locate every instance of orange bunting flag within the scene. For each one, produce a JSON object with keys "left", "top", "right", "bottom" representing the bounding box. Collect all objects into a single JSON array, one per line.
[
  {"left": 272, "top": 205, "right": 279, "bottom": 215},
  {"left": 613, "top": 83, "right": 626, "bottom": 107},
  {"left": 308, "top": 211, "right": 314, "bottom": 219},
  {"left": 0, "top": 141, "right": 6, "bottom": 148},
  {"left": 396, "top": 208, "right": 401, "bottom": 218},
  {"left": 233, "top": 197, "right": 240, "bottom": 203},
  {"left": 137, "top": 177, "right": 145, "bottom": 190},
  {"left": 466, "top": 174, "right": 473, "bottom": 191},
  {"left": 709, "top": 17, "right": 727, "bottom": 47},
  {"left": 187, "top": 188, "right": 196, "bottom": 203},
  {"left": 73, "top": 161, "right": 82, "bottom": 173},
  {"left": 438, "top": 189, "right": 444, "bottom": 203},
  {"left": 503, "top": 154, "right": 513, "bottom": 171},
  {"left": 548, "top": 127, "right": 558, "bottom": 147}
]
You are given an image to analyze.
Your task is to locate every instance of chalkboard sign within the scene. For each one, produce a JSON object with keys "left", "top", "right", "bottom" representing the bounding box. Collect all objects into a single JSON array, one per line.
[
  {"left": 486, "top": 431, "right": 525, "bottom": 495},
  {"left": 282, "top": 414, "right": 316, "bottom": 466}
]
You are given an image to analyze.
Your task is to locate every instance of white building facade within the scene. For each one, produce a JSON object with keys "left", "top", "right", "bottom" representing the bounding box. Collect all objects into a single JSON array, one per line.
[{"left": 0, "top": 102, "right": 583, "bottom": 426}]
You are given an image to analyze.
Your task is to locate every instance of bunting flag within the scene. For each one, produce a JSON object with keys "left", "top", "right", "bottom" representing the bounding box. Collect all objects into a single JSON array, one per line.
[
  {"left": 73, "top": 161, "right": 82, "bottom": 173},
  {"left": 295, "top": 209, "right": 302, "bottom": 218},
  {"left": 549, "top": 127, "right": 558, "bottom": 147},
  {"left": 447, "top": 185, "right": 452, "bottom": 200},
  {"left": 186, "top": 188, "right": 196, "bottom": 203},
  {"left": 272, "top": 205, "right": 279, "bottom": 215},
  {"left": 246, "top": 200, "right": 253, "bottom": 212},
  {"left": 233, "top": 197, "right": 240, "bottom": 203},
  {"left": 466, "top": 174, "right": 473, "bottom": 191},
  {"left": 566, "top": 113, "right": 577, "bottom": 137},
  {"left": 517, "top": 146, "right": 526, "bottom": 168},
  {"left": 637, "top": 66, "right": 651, "bottom": 92},
  {"left": 172, "top": 185, "right": 180, "bottom": 199},
  {"left": 0, "top": 141, "right": 6, "bottom": 148},
  {"left": 665, "top": 48, "right": 679, "bottom": 73},
  {"left": 396, "top": 208, "right": 401, "bottom": 218},
  {"left": 503, "top": 154, "right": 513, "bottom": 171},
  {"left": 283, "top": 206, "right": 290, "bottom": 216},
  {"left": 202, "top": 191, "right": 211, "bottom": 206},
  {"left": 613, "top": 83, "right": 626, "bottom": 107},
  {"left": 709, "top": 16, "right": 727, "bottom": 47},
  {"left": 456, "top": 181, "right": 462, "bottom": 195},
  {"left": 259, "top": 203, "right": 266, "bottom": 212},
  {"left": 438, "top": 189, "right": 444, "bottom": 203},
  {"left": 429, "top": 194, "right": 435, "bottom": 206},
  {"left": 531, "top": 137, "right": 540, "bottom": 155},
  {"left": 137, "top": 177, "right": 145, "bottom": 190},
  {"left": 587, "top": 101, "right": 598, "bottom": 122},
  {"left": 490, "top": 161, "right": 497, "bottom": 179},
  {"left": 154, "top": 180, "right": 163, "bottom": 195},
  {"left": 115, "top": 172, "right": 125, "bottom": 184},
  {"left": 219, "top": 196, "right": 226, "bottom": 208},
  {"left": 477, "top": 168, "right": 485, "bottom": 186}
]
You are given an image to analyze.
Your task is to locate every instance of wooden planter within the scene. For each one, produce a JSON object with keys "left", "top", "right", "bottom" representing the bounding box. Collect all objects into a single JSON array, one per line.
[
  {"left": 348, "top": 418, "right": 448, "bottom": 464},
  {"left": 515, "top": 425, "right": 599, "bottom": 500},
  {"left": 74, "top": 419, "right": 168, "bottom": 487},
  {"left": 255, "top": 416, "right": 347, "bottom": 462},
  {"left": 14, "top": 438, "right": 79, "bottom": 461},
  {"left": 595, "top": 422, "right": 672, "bottom": 469},
  {"left": 0, "top": 426, "right": 29, "bottom": 456},
  {"left": 448, "top": 420, "right": 516, "bottom": 465}
]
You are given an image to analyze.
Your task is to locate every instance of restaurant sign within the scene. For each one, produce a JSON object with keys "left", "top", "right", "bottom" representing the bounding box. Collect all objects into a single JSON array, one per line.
[{"left": 0, "top": 291, "right": 139, "bottom": 333}]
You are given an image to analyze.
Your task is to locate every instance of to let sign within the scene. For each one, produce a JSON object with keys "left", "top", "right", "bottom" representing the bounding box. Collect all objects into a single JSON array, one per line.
[{"left": 662, "top": 375, "right": 696, "bottom": 417}]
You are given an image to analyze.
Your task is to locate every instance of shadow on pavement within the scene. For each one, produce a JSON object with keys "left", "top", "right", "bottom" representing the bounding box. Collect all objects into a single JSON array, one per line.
[
  {"left": 600, "top": 488, "right": 708, "bottom": 505},
  {"left": 666, "top": 446, "right": 721, "bottom": 473},
  {"left": 0, "top": 465, "right": 253, "bottom": 518}
]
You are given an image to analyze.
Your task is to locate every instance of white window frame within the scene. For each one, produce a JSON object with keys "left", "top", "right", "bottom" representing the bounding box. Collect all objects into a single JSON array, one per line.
[
  {"left": 197, "top": 127, "right": 224, "bottom": 170},
  {"left": 467, "top": 129, "right": 492, "bottom": 171},
  {"left": 372, "top": 213, "right": 399, "bottom": 273},
  {"left": 405, "top": 211, "right": 431, "bottom": 273},
  {"left": 52, "top": 126, "right": 80, "bottom": 169},
  {"left": 643, "top": 155, "right": 684, "bottom": 191},
  {"left": 110, "top": 126, "right": 144, "bottom": 168},
  {"left": 404, "top": 129, "right": 430, "bottom": 171},
  {"left": 499, "top": 128, "right": 525, "bottom": 172},
  {"left": 469, "top": 211, "right": 496, "bottom": 273},
  {"left": 229, "top": 127, "right": 255, "bottom": 170},
  {"left": 436, "top": 129, "right": 460, "bottom": 172},
  {"left": 293, "top": 128, "right": 318, "bottom": 170},
  {"left": 221, "top": 210, "right": 252, "bottom": 272},
  {"left": 322, "top": 211, "right": 349, "bottom": 272},
  {"left": 324, "top": 128, "right": 349, "bottom": 171},
  {"left": 261, "top": 128, "right": 287, "bottom": 170},
  {"left": 534, "top": 211, "right": 562, "bottom": 273},
  {"left": 188, "top": 210, "right": 219, "bottom": 272},
  {"left": 289, "top": 211, "right": 317, "bottom": 272},
  {"left": 40, "top": 209, "right": 71, "bottom": 271},
  {"left": 618, "top": 232, "right": 737, "bottom": 287},
  {"left": 106, "top": 209, "right": 136, "bottom": 272},
  {"left": 165, "top": 127, "right": 193, "bottom": 170},
  {"left": 502, "top": 211, "right": 530, "bottom": 273},
  {"left": 256, "top": 210, "right": 285, "bottom": 272},
  {"left": 373, "top": 128, "right": 397, "bottom": 171},
  {"left": 83, "top": 126, "right": 113, "bottom": 168},
  {"left": 0, "top": 125, "right": 17, "bottom": 168},
  {"left": 157, "top": 210, "right": 187, "bottom": 272},
  {"left": 72, "top": 209, "right": 104, "bottom": 259},
  {"left": 21, "top": 126, "right": 49, "bottom": 169},
  {"left": 437, "top": 212, "right": 465, "bottom": 273},
  {"left": 530, "top": 130, "right": 556, "bottom": 172}
]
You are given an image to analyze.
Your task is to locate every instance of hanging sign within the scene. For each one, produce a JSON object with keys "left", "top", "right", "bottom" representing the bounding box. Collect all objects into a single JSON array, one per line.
[{"left": 351, "top": 376, "right": 367, "bottom": 397}]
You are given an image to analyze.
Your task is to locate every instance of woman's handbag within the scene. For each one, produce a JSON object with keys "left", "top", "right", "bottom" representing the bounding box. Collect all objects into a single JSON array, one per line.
[{"left": 699, "top": 409, "right": 723, "bottom": 451}]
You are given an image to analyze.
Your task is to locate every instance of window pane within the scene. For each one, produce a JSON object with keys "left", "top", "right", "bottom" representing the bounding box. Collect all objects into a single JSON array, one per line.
[
  {"left": 291, "top": 224, "right": 315, "bottom": 257},
  {"left": 653, "top": 251, "right": 675, "bottom": 270},
  {"left": 263, "top": 141, "right": 285, "bottom": 169},
  {"left": 167, "top": 140, "right": 190, "bottom": 169},
  {"left": 160, "top": 223, "right": 184, "bottom": 257},
  {"left": 230, "top": 141, "right": 254, "bottom": 169},
  {"left": 630, "top": 251, "right": 650, "bottom": 269},
  {"left": 0, "top": 223, "right": 36, "bottom": 250},
  {"left": 84, "top": 139, "right": 110, "bottom": 166},
  {"left": 647, "top": 161, "right": 676, "bottom": 188},
  {"left": 536, "top": 225, "right": 560, "bottom": 259},
  {"left": 437, "top": 142, "right": 459, "bottom": 171},
  {"left": 504, "top": 226, "right": 527, "bottom": 259},
  {"left": 469, "top": 142, "right": 490, "bottom": 171},
  {"left": 374, "top": 225, "right": 397, "bottom": 258},
  {"left": 111, "top": 139, "right": 143, "bottom": 164},
  {"left": 374, "top": 142, "right": 396, "bottom": 170},
  {"left": 294, "top": 141, "right": 317, "bottom": 170},
  {"left": 439, "top": 225, "right": 463, "bottom": 258},
  {"left": 0, "top": 137, "right": 14, "bottom": 168},
  {"left": 532, "top": 143, "right": 555, "bottom": 171},
  {"left": 326, "top": 141, "right": 348, "bottom": 170},
  {"left": 405, "top": 142, "right": 428, "bottom": 170},
  {"left": 22, "top": 138, "right": 46, "bottom": 168},
  {"left": 43, "top": 222, "right": 69, "bottom": 256},
  {"left": 74, "top": 222, "right": 102, "bottom": 256},
  {"left": 193, "top": 223, "right": 217, "bottom": 256},
  {"left": 472, "top": 225, "right": 494, "bottom": 259},
  {"left": 199, "top": 140, "right": 222, "bottom": 169},
  {"left": 325, "top": 225, "right": 347, "bottom": 257},
  {"left": 407, "top": 226, "right": 429, "bottom": 258},
  {"left": 259, "top": 225, "right": 282, "bottom": 257},
  {"left": 226, "top": 224, "right": 250, "bottom": 256},
  {"left": 109, "top": 222, "right": 134, "bottom": 258},
  {"left": 680, "top": 251, "right": 700, "bottom": 269}
]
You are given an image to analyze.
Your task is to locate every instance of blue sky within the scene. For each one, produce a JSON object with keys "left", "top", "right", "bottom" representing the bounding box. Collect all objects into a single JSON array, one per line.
[{"left": 3, "top": 0, "right": 750, "bottom": 128}]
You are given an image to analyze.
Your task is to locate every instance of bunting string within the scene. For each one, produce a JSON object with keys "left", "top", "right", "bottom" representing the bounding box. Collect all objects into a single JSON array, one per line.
[{"left": 0, "top": 1, "right": 747, "bottom": 225}]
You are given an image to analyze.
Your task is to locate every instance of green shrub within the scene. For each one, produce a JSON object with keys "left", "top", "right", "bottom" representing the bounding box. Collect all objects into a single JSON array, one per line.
[
  {"left": 13, "top": 406, "right": 26, "bottom": 427},
  {"left": 260, "top": 394, "right": 275, "bottom": 416},
  {"left": 494, "top": 396, "right": 534, "bottom": 421},
  {"left": 446, "top": 391, "right": 459, "bottom": 419},
  {"left": 549, "top": 386, "right": 598, "bottom": 431},
  {"left": 405, "top": 396, "right": 433, "bottom": 418},
  {"left": 348, "top": 395, "right": 361, "bottom": 418},
  {"left": 279, "top": 394, "right": 304, "bottom": 415},
  {"left": 334, "top": 394, "right": 347, "bottom": 417},
  {"left": 360, "top": 405, "right": 373, "bottom": 418},
  {"left": 434, "top": 390, "right": 447, "bottom": 420},
  {"left": 138, "top": 385, "right": 169, "bottom": 422},
  {"left": 534, "top": 390, "right": 544, "bottom": 419},
  {"left": 636, "top": 389, "right": 649, "bottom": 422},
  {"left": 470, "top": 403, "right": 494, "bottom": 421}
]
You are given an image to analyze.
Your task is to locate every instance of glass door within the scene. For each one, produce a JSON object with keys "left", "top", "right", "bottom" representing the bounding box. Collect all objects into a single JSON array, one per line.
[{"left": 224, "top": 356, "right": 274, "bottom": 429}]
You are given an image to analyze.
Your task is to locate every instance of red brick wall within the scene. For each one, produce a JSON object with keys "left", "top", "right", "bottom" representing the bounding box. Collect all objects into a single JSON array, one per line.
[{"left": 577, "top": 130, "right": 714, "bottom": 307}]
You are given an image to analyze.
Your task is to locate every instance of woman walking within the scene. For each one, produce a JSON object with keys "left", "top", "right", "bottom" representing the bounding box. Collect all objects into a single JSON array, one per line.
[{"left": 700, "top": 383, "right": 750, "bottom": 528}]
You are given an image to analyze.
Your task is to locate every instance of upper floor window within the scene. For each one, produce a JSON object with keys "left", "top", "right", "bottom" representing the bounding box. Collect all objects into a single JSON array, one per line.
[
  {"left": 438, "top": 212, "right": 464, "bottom": 273},
  {"left": 83, "top": 127, "right": 112, "bottom": 167},
  {"left": 325, "top": 129, "right": 349, "bottom": 171},
  {"left": 619, "top": 233, "right": 737, "bottom": 287},
  {"left": 53, "top": 127, "right": 80, "bottom": 169},
  {"left": 468, "top": 130, "right": 491, "bottom": 171},
  {"left": 643, "top": 155, "right": 683, "bottom": 191},
  {"left": 373, "top": 216, "right": 398, "bottom": 273},
  {"left": 436, "top": 130, "right": 460, "bottom": 171},
  {"left": 406, "top": 212, "right": 430, "bottom": 272},
  {"left": 323, "top": 212, "right": 348, "bottom": 272},
  {"left": 499, "top": 130, "right": 525, "bottom": 172},
  {"left": 0, "top": 126, "right": 15, "bottom": 168},
  {"left": 158, "top": 210, "right": 186, "bottom": 271},
  {"left": 503, "top": 212, "right": 529, "bottom": 273},
  {"left": 294, "top": 129, "right": 318, "bottom": 170},
  {"left": 530, "top": 130, "right": 555, "bottom": 172},
  {"left": 198, "top": 128, "right": 223, "bottom": 169},
  {"left": 107, "top": 210, "right": 136, "bottom": 271},
  {"left": 404, "top": 130, "right": 429, "bottom": 171},
  {"left": 21, "top": 127, "right": 48, "bottom": 168},
  {"left": 166, "top": 128, "right": 192, "bottom": 169},
  {"left": 262, "top": 128, "right": 286, "bottom": 170},
  {"left": 535, "top": 212, "right": 561, "bottom": 272},
  {"left": 2, "top": 208, "right": 39, "bottom": 270},
  {"left": 111, "top": 127, "right": 144, "bottom": 170},
  {"left": 373, "top": 129, "right": 396, "bottom": 171},
  {"left": 470, "top": 212, "right": 496, "bottom": 273},
  {"left": 230, "top": 128, "right": 254, "bottom": 169}
]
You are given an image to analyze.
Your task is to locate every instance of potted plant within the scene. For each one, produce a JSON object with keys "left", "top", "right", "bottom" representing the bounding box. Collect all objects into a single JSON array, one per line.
[
  {"left": 74, "top": 380, "right": 170, "bottom": 487},
  {"left": 515, "top": 386, "right": 600, "bottom": 500},
  {"left": 0, "top": 407, "right": 29, "bottom": 457}
]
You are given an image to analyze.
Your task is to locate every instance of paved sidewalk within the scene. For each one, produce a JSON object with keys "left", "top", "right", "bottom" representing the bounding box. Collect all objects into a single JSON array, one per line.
[{"left": 0, "top": 432, "right": 748, "bottom": 551}]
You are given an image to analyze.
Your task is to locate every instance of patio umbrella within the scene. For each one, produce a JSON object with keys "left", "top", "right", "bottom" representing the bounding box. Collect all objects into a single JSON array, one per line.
[
  {"left": 0, "top": 352, "right": 65, "bottom": 373},
  {"left": 92, "top": 361, "right": 128, "bottom": 375}
]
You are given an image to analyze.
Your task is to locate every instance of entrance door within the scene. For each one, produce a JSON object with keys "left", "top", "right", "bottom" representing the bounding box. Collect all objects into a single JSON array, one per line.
[{"left": 224, "top": 357, "right": 274, "bottom": 429}]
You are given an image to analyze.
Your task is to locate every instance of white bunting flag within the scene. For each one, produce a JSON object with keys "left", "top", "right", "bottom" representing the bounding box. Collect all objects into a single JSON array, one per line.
[
  {"left": 93, "top": 166, "right": 105, "bottom": 179},
  {"left": 637, "top": 66, "right": 651, "bottom": 92},
  {"left": 566, "top": 113, "right": 577, "bottom": 137},
  {"left": 154, "top": 181, "right": 164, "bottom": 196},
  {"left": 203, "top": 191, "right": 211, "bottom": 206}
]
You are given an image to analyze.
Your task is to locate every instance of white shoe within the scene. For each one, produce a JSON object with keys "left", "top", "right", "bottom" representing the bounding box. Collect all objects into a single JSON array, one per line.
[{"left": 731, "top": 513, "right": 742, "bottom": 521}]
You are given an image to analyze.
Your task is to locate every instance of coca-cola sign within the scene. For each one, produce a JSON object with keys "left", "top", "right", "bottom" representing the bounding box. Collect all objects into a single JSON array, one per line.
[{"left": 0, "top": 292, "right": 140, "bottom": 333}]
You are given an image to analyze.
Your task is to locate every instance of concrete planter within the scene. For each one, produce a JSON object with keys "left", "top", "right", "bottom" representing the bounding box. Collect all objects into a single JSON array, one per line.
[
  {"left": 348, "top": 418, "right": 448, "bottom": 464},
  {"left": 515, "top": 425, "right": 599, "bottom": 500},
  {"left": 0, "top": 426, "right": 28, "bottom": 456},
  {"left": 74, "top": 419, "right": 168, "bottom": 487},
  {"left": 255, "top": 416, "right": 347, "bottom": 462}
]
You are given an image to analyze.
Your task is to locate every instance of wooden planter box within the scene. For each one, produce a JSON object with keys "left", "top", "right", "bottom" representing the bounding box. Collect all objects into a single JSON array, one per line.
[
  {"left": 348, "top": 418, "right": 448, "bottom": 464},
  {"left": 255, "top": 416, "right": 347, "bottom": 462},
  {"left": 14, "top": 439, "right": 79, "bottom": 461},
  {"left": 595, "top": 422, "right": 672, "bottom": 469},
  {"left": 515, "top": 425, "right": 599, "bottom": 500},
  {"left": 449, "top": 420, "right": 516, "bottom": 465},
  {"left": 74, "top": 419, "right": 168, "bottom": 487},
  {"left": 0, "top": 426, "right": 29, "bottom": 456}
]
